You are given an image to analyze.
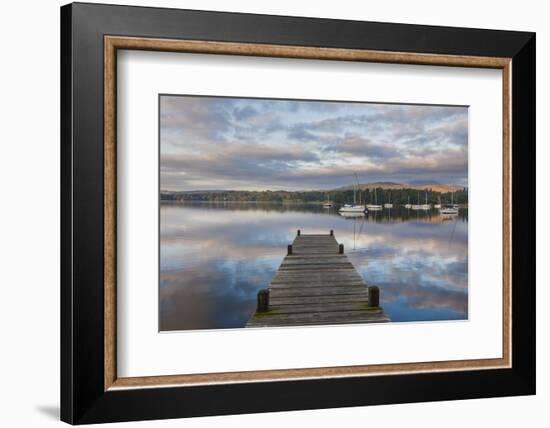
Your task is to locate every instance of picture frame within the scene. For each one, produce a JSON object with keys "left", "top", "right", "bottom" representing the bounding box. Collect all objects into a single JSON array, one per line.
[{"left": 61, "top": 2, "right": 535, "bottom": 424}]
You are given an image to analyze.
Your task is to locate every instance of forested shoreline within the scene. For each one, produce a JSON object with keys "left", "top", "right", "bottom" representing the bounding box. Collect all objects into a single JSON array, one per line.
[{"left": 161, "top": 187, "right": 468, "bottom": 205}]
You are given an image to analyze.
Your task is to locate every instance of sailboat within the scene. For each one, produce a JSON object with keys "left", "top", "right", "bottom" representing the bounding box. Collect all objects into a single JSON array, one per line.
[
  {"left": 420, "top": 190, "right": 431, "bottom": 210},
  {"left": 366, "top": 187, "right": 382, "bottom": 210},
  {"left": 440, "top": 191, "right": 459, "bottom": 215},
  {"left": 411, "top": 191, "right": 422, "bottom": 210},
  {"left": 383, "top": 191, "right": 393, "bottom": 208},
  {"left": 434, "top": 195, "right": 442, "bottom": 209},
  {"left": 323, "top": 193, "right": 333, "bottom": 208},
  {"left": 440, "top": 204, "right": 459, "bottom": 215},
  {"left": 339, "top": 174, "right": 366, "bottom": 213},
  {"left": 405, "top": 195, "right": 411, "bottom": 209}
]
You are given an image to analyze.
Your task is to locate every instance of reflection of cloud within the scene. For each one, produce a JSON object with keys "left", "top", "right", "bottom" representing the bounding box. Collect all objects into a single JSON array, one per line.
[
  {"left": 160, "top": 96, "right": 468, "bottom": 190},
  {"left": 160, "top": 204, "right": 468, "bottom": 330},
  {"left": 160, "top": 257, "right": 276, "bottom": 331},
  {"left": 342, "top": 216, "right": 468, "bottom": 320}
]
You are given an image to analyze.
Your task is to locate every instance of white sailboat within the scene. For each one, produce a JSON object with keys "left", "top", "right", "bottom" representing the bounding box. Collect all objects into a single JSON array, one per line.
[
  {"left": 440, "top": 191, "right": 458, "bottom": 215},
  {"left": 420, "top": 190, "right": 431, "bottom": 210},
  {"left": 411, "top": 191, "right": 422, "bottom": 210},
  {"left": 383, "top": 191, "right": 393, "bottom": 208},
  {"left": 339, "top": 174, "right": 366, "bottom": 214},
  {"left": 339, "top": 204, "right": 366, "bottom": 213},
  {"left": 405, "top": 195, "right": 411, "bottom": 209},
  {"left": 434, "top": 195, "right": 442, "bottom": 209},
  {"left": 323, "top": 193, "right": 333, "bottom": 208},
  {"left": 440, "top": 205, "right": 459, "bottom": 215},
  {"left": 366, "top": 187, "right": 382, "bottom": 210}
]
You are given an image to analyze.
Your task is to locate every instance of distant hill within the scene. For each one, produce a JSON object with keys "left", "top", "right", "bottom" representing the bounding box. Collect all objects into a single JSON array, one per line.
[{"left": 334, "top": 181, "right": 464, "bottom": 193}]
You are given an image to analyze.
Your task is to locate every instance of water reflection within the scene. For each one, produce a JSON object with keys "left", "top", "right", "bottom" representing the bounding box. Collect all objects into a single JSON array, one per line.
[{"left": 160, "top": 202, "right": 468, "bottom": 331}]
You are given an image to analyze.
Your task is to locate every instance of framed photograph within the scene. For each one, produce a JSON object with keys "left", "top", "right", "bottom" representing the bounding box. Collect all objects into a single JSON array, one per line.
[{"left": 61, "top": 2, "right": 535, "bottom": 424}]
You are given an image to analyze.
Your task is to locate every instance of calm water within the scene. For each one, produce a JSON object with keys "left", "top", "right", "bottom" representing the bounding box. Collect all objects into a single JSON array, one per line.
[{"left": 160, "top": 202, "right": 468, "bottom": 331}]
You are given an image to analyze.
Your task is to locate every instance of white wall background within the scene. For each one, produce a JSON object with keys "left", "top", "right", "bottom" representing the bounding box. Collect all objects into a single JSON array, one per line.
[{"left": 0, "top": 0, "right": 546, "bottom": 426}]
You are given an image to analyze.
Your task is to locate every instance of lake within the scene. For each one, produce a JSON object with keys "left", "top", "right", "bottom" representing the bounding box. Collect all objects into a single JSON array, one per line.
[{"left": 160, "top": 202, "right": 468, "bottom": 331}]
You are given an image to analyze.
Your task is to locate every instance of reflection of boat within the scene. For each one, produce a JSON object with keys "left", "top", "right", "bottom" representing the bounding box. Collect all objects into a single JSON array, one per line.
[
  {"left": 441, "top": 213, "right": 456, "bottom": 220},
  {"left": 339, "top": 211, "right": 365, "bottom": 218},
  {"left": 366, "top": 187, "right": 382, "bottom": 210}
]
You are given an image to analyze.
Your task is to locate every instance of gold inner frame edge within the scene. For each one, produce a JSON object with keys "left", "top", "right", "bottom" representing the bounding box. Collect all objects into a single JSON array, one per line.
[{"left": 104, "top": 35, "right": 512, "bottom": 391}]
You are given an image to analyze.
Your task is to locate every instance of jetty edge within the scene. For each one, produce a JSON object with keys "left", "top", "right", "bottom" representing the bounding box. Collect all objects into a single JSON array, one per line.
[{"left": 246, "top": 230, "right": 390, "bottom": 327}]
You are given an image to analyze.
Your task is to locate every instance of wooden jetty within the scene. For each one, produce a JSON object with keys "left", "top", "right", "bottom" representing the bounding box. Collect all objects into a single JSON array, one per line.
[{"left": 246, "top": 230, "right": 390, "bottom": 327}]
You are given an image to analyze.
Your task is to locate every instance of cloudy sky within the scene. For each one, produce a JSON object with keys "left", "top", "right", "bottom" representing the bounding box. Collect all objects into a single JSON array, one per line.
[{"left": 160, "top": 95, "right": 468, "bottom": 191}]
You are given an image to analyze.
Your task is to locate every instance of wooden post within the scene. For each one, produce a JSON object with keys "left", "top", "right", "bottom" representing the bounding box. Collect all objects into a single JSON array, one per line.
[
  {"left": 257, "top": 289, "right": 269, "bottom": 313},
  {"left": 297, "top": 229, "right": 301, "bottom": 236},
  {"left": 368, "top": 286, "right": 380, "bottom": 308},
  {"left": 339, "top": 243, "right": 344, "bottom": 254},
  {"left": 287, "top": 244, "right": 293, "bottom": 255},
  {"left": 330, "top": 229, "right": 334, "bottom": 236}
]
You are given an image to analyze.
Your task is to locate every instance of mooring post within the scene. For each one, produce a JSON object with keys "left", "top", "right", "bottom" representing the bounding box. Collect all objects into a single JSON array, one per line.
[
  {"left": 257, "top": 289, "right": 270, "bottom": 313},
  {"left": 330, "top": 229, "right": 334, "bottom": 236},
  {"left": 368, "top": 286, "right": 380, "bottom": 308},
  {"left": 287, "top": 244, "right": 293, "bottom": 255},
  {"left": 339, "top": 243, "right": 344, "bottom": 254},
  {"left": 297, "top": 229, "right": 301, "bottom": 236}
]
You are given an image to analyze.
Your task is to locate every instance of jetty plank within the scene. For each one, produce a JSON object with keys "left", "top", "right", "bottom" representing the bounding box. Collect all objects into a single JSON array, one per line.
[{"left": 246, "top": 232, "right": 389, "bottom": 327}]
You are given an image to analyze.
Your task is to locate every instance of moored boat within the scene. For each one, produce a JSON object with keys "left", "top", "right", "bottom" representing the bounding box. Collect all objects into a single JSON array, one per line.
[
  {"left": 440, "top": 204, "right": 459, "bottom": 215},
  {"left": 339, "top": 204, "right": 366, "bottom": 213},
  {"left": 323, "top": 194, "right": 333, "bottom": 208},
  {"left": 383, "top": 192, "right": 393, "bottom": 208},
  {"left": 439, "top": 191, "right": 459, "bottom": 214},
  {"left": 434, "top": 195, "right": 442, "bottom": 209},
  {"left": 366, "top": 187, "right": 382, "bottom": 210},
  {"left": 339, "top": 173, "right": 366, "bottom": 213}
]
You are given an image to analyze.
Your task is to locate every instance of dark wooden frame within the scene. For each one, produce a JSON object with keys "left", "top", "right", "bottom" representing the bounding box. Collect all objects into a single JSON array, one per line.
[{"left": 61, "top": 2, "right": 535, "bottom": 424}]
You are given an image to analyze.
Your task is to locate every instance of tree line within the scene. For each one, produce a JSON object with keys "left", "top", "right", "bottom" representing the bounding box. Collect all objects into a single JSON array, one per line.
[{"left": 161, "top": 187, "right": 468, "bottom": 205}]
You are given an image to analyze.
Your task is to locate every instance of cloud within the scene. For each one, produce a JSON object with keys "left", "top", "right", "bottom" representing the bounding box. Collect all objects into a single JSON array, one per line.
[
  {"left": 160, "top": 96, "right": 468, "bottom": 190},
  {"left": 326, "top": 136, "right": 401, "bottom": 159}
]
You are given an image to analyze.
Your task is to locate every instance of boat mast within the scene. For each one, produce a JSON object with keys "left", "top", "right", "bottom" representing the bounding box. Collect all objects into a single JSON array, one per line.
[{"left": 353, "top": 172, "right": 360, "bottom": 205}]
